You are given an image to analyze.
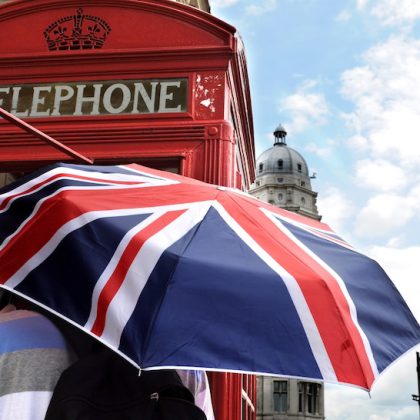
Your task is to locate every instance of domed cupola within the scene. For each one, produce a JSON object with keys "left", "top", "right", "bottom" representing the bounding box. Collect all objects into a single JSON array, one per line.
[
  {"left": 256, "top": 126, "right": 310, "bottom": 178},
  {"left": 249, "top": 124, "right": 321, "bottom": 221},
  {"left": 273, "top": 124, "right": 287, "bottom": 145}
]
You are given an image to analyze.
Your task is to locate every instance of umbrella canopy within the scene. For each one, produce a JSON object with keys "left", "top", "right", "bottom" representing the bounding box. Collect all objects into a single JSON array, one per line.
[{"left": 0, "top": 163, "right": 418, "bottom": 390}]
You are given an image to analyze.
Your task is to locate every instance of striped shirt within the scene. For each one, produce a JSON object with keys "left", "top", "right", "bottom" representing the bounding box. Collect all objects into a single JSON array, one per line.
[{"left": 0, "top": 305, "right": 75, "bottom": 420}]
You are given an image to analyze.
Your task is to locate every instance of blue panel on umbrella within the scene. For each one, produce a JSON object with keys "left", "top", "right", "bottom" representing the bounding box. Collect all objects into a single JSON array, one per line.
[
  {"left": 120, "top": 207, "right": 322, "bottom": 378},
  {"left": 16, "top": 213, "right": 151, "bottom": 326},
  {"left": 279, "top": 219, "right": 420, "bottom": 373}
]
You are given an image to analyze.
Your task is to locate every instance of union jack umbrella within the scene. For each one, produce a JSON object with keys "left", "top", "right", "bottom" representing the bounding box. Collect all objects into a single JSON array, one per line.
[{"left": 0, "top": 163, "right": 418, "bottom": 390}]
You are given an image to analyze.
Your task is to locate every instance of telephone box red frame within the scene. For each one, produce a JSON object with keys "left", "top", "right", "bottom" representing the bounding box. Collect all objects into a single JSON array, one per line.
[{"left": 0, "top": 1, "right": 256, "bottom": 418}]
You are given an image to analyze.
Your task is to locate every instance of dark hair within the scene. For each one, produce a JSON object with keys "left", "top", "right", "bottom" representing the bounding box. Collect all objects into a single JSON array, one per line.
[{"left": 0, "top": 288, "right": 11, "bottom": 309}]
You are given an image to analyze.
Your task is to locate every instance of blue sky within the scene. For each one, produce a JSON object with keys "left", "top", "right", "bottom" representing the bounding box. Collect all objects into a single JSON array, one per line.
[{"left": 210, "top": 1, "right": 420, "bottom": 419}]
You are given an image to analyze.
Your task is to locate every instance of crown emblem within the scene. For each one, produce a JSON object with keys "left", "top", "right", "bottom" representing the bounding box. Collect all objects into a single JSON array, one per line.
[{"left": 44, "top": 8, "right": 111, "bottom": 51}]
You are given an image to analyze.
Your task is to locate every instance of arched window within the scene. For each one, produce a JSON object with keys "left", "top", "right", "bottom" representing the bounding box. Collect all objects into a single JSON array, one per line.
[
  {"left": 278, "top": 193, "right": 283, "bottom": 201},
  {"left": 259, "top": 163, "right": 264, "bottom": 172},
  {"left": 297, "top": 163, "right": 302, "bottom": 172},
  {"left": 277, "top": 159, "right": 283, "bottom": 169},
  {"left": 301, "top": 197, "right": 306, "bottom": 205}
]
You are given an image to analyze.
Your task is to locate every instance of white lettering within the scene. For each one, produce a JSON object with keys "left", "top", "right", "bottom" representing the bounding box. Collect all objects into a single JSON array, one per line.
[
  {"left": 103, "top": 83, "right": 131, "bottom": 114},
  {"left": 0, "top": 87, "right": 10, "bottom": 107},
  {"left": 11, "top": 87, "right": 29, "bottom": 117},
  {"left": 158, "top": 81, "right": 182, "bottom": 113},
  {"left": 30, "top": 86, "right": 52, "bottom": 117},
  {"left": 51, "top": 85, "right": 75, "bottom": 116},
  {"left": 1, "top": 79, "right": 185, "bottom": 118},
  {"left": 132, "top": 82, "right": 158, "bottom": 113},
  {"left": 74, "top": 84, "right": 103, "bottom": 115}
]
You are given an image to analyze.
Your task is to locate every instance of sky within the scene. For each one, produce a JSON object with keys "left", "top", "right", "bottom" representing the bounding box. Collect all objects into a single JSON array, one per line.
[{"left": 209, "top": 0, "right": 420, "bottom": 419}]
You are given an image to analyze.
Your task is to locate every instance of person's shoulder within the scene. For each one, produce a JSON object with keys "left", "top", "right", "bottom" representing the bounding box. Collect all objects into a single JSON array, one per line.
[{"left": 0, "top": 306, "right": 72, "bottom": 353}]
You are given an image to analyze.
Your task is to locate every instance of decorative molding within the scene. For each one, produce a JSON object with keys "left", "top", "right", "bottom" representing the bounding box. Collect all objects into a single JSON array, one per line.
[{"left": 44, "top": 8, "right": 111, "bottom": 51}]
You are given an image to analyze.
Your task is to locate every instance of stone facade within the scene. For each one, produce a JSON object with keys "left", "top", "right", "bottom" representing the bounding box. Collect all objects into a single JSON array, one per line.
[
  {"left": 257, "top": 377, "right": 324, "bottom": 420},
  {"left": 172, "top": 0, "right": 210, "bottom": 13}
]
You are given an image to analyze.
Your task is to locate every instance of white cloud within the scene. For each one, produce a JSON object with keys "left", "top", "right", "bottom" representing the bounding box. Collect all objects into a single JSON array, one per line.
[
  {"left": 246, "top": 0, "right": 277, "bottom": 15},
  {"left": 354, "top": 194, "right": 414, "bottom": 238},
  {"left": 407, "top": 184, "right": 420, "bottom": 211},
  {"left": 336, "top": 9, "right": 352, "bottom": 22},
  {"left": 279, "top": 81, "right": 329, "bottom": 133},
  {"left": 346, "top": 134, "right": 369, "bottom": 152},
  {"left": 305, "top": 143, "right": 332, "bottom": 158},
  {"left": 368, "top": 245, "right": 420, "bottom": 318},
  {"left": 304, "top": 139, "right": 337, "bottom": 159},
  {"left": 317, "top": 187, "right": 355, "bottom": 233},
  {"left": 356, "top": 0, "right": 369, "bottom": 10},
  {"left": 355, "top": 159, "right": 408, "bottom": 191},
  {"left": 371, "top": 0, "right": 420, "bottom": 26},
  {"left": 354, "top": 0, "right": 420, "bottom": 26},
  {"left": 326, "top": 348, "right": 420, "bottom": 420},
  {"left": 341, "top": 36, "right": 420, "bottom": 166}
]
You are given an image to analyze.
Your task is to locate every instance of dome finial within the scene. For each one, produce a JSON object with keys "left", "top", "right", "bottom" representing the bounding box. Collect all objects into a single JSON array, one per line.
[{"left": 273, "top": 124, "right": 287, "bottom": 146}]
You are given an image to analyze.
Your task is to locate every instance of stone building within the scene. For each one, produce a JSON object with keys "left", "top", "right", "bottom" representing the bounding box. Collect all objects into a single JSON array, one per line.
[
  {"left": 256, "top": 377, "right": 324, "bottom": 420},
  {"left": 249, "top": 124, "right": 320, "bottom": 221},
  {"left": 249, "top": 125, "right": 325, "bottom": 420},
  {"left": 172, "top": 0, "right": 210, "bottom": 12}
]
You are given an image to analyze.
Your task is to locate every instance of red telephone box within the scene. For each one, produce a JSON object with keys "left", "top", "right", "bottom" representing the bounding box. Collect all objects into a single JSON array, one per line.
[{"left": 0, "top": 1, "right": 256, "bottom": 418}]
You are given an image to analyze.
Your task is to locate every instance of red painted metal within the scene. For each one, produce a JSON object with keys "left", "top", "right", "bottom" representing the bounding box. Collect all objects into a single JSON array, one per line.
[
  {"left": 0, "top": 1, "right": 256, "bottom": 418},
  {"left": 0, "top": 106, "right": 93, "bottom": 164}
]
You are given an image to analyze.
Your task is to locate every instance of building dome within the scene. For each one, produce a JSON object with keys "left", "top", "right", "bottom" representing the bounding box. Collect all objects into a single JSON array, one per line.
[
  {"left": 256, "top": 128, "right": 309, "bottom": 177},
  {"left": 256, "top": 144, "right": 309, "bottom": 177},
  {"left": 249, "top": 124, "right": 321, "bottom": 221}
]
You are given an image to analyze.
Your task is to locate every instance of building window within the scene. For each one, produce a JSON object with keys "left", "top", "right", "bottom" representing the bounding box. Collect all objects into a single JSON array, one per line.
[
  {"left": 273, "top": 380, "right": 288, "bottom": 413},
  {"left": 301, "top": 197, "right": 305, "bottom": 205},
  {"left": 278, "top": 193, "right": 283, "bottom": 201},
  {"left": 256, "top": 181, "right": 260, "bottom": 187},
  {"left": 297, "top": 163, "right": 302, "bottom": 172},
  {"left": 277, "top": 159, "right": 283, "bottom": 169},
  {"left": 277, "top": 177, "right": 283, "bottom": 183},
  {"left": 299, "top": 382, "right": 320, "bottom": 415},
  {"left": 301, "top": 181, "right": 305, "bottom": 187},
  {"left": 259, "top": 163, "right": 264, "bottom": 173}
]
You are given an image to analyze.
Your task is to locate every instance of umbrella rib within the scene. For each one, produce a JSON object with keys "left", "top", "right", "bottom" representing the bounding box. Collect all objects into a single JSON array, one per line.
[{"left": 139, "top": 201, "right": 215, "bottom": 368}]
